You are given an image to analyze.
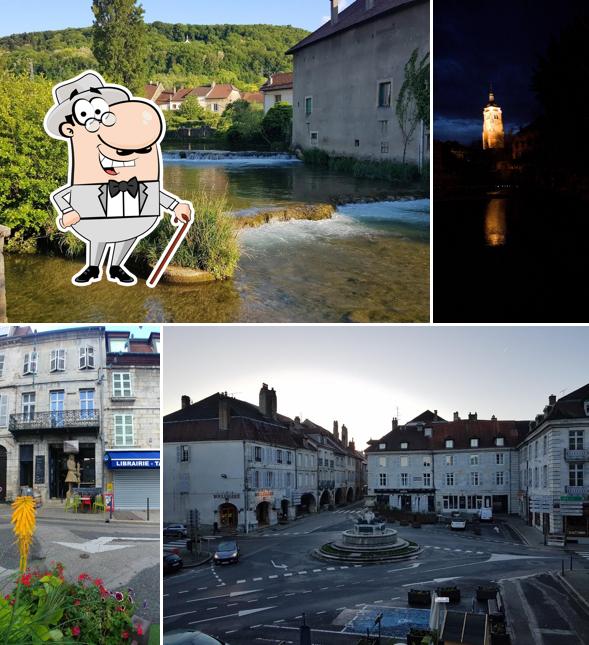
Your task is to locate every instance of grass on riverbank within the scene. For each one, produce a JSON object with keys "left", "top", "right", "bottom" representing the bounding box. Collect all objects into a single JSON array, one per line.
[{"left": 303, "top": 148, "right": 423, "bottom": 184}]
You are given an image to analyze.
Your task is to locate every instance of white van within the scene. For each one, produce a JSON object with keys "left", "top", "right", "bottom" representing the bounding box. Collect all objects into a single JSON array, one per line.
[{"left": 479, "top": 507, "right": 492, "bottom": 521}]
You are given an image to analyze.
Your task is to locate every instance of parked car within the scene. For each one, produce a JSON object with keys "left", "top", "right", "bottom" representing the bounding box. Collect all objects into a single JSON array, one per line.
[
  {"left": 163, "top": 553, "right": 183, "bottom": 574},
  {"left": 164, "top": 630, "right": 227, "bottom": 644},
  {"left": 213, "top": 540, "right": 240, "bottom": 565},
  {"left": 450, "top": 518, "right": 466, "bottom": 530},
  {"left": 164, "top": 524, "right": 188, "bottom": 539},
  {"left": 479, "top": 507, "right": 493, "bottom": 521}
]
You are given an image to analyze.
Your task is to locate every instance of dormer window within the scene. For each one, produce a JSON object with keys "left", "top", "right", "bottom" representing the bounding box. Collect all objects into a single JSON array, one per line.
[
  {"left": 470, "top": 438, "right": 479, "bottom": 448},
  {"left": 379, "top": 443, "right": 386, "bottom": 450},
  {"left": 495, "top": 437, "right": 505, "bottom": 447},
  {"left": 585, "top": 401, "right": 589, "bottom": 416},
  {"left": 445, "top": 438, "right": 454, "bottom": 449},
  {"left": 400, "top": 442, "right": 408, "bottom": 450}
]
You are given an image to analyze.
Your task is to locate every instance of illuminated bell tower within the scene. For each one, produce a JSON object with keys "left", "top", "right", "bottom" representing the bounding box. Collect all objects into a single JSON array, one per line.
[{"left": 482, "top": 87, "right": 505, "bottom": 150}]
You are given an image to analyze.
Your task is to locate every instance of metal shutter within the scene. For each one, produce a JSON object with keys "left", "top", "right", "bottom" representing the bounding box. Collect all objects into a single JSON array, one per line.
[{"left": 113, "top": 469, "right": 160, "bottom": 510}]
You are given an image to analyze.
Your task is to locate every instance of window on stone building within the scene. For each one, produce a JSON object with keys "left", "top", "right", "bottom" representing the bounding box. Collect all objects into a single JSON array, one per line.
[
  {"left": 445, "top": 439, "right": 454, "bottom": 449},
  {"left": 79, "top": 346, "right": 95, "bottom": 369},
  {"left": 569, "top": 463, "right": 584, "bottom": 487},
  {"left": 423, "top": 456, "right": 432, "bottom": 467},
  {"left": 446, "top": 472, "right": 454, "bottom": 486},
  {"left": 113, "top": 372, "right": 132, "bottom": 397},
  {"left": 445, "top": 455, "right": 453, "bottom": 466},
  {"left": 378, "top": 81, "right": 392, "bottom": 107},
  {"left": 423, "top": 473, "right": 431, "bottom": 487},
  {"left": 470, "top": 454, "right": 479, "bottom": 466},
  {"left": 276, "top": 449, "right": 283, "bottom": 464},
  {"left": 79, "top": 389, "right": 95, "bottom": 420},
  {"left": 305, "top": 96, "right": 313, "bottom": 115},
  {"left": 23, "top": 352, "right": 37, "bottom": 375},
  {"left": 542, "top": 465, "right": 547, "bottom": 488},
  {"left": 310, "top": 131, "right": 319, "bottom": 146},
  {"left": 400, "top": 456, "right": 408, "bottom": 467},
  {"left": 179, "top": 445, "right": 190, "bottom": 462},
  {"left": 496, "top": 471, "right": 504, "bottom": 485},
  {"left": 380, "top": 142, "right": 389, "bottom": 154},
  {"left": 109, "top": 338, "right": 128, "bottom": 352},
  {"left": 543, "top": 436, "right": 547, "bottom": 455},
  {"left": 0, "top": 354, "right": 4, "bottom": 377},
  {"left": 0, "top": 393, "right": 8, "bottom": 427},
  {"left": 253, "top": 470, "right": 260, "bottom": 488},
  {"left": 534, "top": 467, "right": 538, "bottom": 487},
  {"left": 496, "top": 453, "right": 504, "bottom": 465},
  {"left": 584, "top": 401, "right": 589, "bottom": 416},
  {"left": 379, "top": 473, "right": 387, "bottom": 486},
  {"left": 535, "top": 442, "right": 538, "bottom": 458},
  {"left": 495, "top": 437, "right": 504, "bottom": 447},
  {"left": 254, "top": 446, "right": 262, "bottom": 462},
  {"left": 470, "top": 438, "right": 479, "bottom": 448},
  {"left": 114, "top": 414, "right": 134, "bottom": 446},
  {"left": 400, "top": 442, "right": 408, "bottom": 450},
  {"left": 471, "top": 472, "right": 480, "bottom": 486},
  {"left": 379, "top": 443, "right": 386, "bottom": 450},
  {"left": 379, "top": 457, "right": 386, "bottom": 467},
  {"left": 569, "top": 430, "right": 584, "bottom": 450},
  {"left": 400, "top": 473, "right": 408, "bottom": 486},
  {"left": 287, "top": 451, "right": 292, "bottom": 464},
  {"left": 22, "top": 392, "right": 35, "bottom": 421},
  {"left": 50, "top": 349, "right": 66, "bottom": 372}
]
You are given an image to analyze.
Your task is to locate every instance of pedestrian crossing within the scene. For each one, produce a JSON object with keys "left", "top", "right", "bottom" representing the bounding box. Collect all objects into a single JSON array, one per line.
[
  {"left": 164, "top": 540, "right": 186, "bottom": 550},
  {"left": 334, "top": 509, "right": 364, "bottom": 515}
]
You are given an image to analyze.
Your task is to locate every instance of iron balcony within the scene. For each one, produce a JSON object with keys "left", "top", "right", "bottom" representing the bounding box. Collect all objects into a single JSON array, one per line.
[
  {"left": 564, "top": 448, "right": 589, "bottom": 462},
  {"left": 8, "top": 410, "right": 100, "bottom": 435}
]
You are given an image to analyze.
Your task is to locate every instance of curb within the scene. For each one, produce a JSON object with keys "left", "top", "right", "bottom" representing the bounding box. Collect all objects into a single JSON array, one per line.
[
  {"left": 182, "top": 554, "right": 212, "bottom": 568},
  {"left": 502, "top": 522, "right": 530, "bottom": 546},
  {"left": 556, "top": 572, "right": 589, "bottom": 613}
]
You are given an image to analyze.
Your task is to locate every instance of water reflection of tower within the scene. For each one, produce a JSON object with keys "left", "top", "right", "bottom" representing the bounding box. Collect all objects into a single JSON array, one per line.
[
  {"left": 482, "top": 87, "right": 505, "bottom": 150},
  {"left": 484, "top": 199, "right": 507, "bottom": 246}
]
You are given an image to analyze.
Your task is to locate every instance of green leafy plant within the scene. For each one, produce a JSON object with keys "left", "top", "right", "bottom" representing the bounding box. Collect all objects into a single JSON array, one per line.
[{"left": 396, "top": 48, "right": 429, "bottom": 164}]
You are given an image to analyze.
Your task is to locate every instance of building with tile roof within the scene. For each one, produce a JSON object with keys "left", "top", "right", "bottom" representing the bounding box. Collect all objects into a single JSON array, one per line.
[{"left": 260, "top": 72, "right": 294, "bottom": 113}]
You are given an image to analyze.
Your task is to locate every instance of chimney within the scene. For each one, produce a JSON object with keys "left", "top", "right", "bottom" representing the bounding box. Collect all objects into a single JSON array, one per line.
[
  {"left": 181, "top": 395, "right": 191, "bottom": 409},
  {"left": 392, "top": 417, "right": 398, "bottom": 430},
  {"left": 333, "top": 420, "right": 339, "bottom": 440},
  {"left": 453, "top": 411, "right": 460, "bottom": 421},
  {"left": 365, "top": 0, "right": 375, "bottom": 9},
  {"left": 219, "top": 393, "right": 231, "bottom": 431},
  {"left": 295, "top": 415, "right": 301, "bottom": 424},
  {"left": 433, "top": 409, "right": 438, "bottom": 421},
  {"left": 468, "top": 412, "right": 478, "bottom": 421},
  {"left": 341, "top": 424, "right": 348, "bottom": 447},
  {"left": 548, "top": 394, "right": 556, "bottom": 406},
  {"left": 268, "top": 74, "right": 273, "bottom": 86},
  {"left": 349, "top": 439, "right": 356, "bottom": 451},
  {"left": 491, "top": 414, "right": 497, "bottom": 421},
  {"left": 330, "top": 0, "right": 339, "bottom": 25},
  {"left": 259, "top": 383, "right": 277, "bottom": 419}
]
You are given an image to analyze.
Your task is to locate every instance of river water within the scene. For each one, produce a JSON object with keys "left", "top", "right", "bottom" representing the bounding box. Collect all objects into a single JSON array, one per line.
[
  {"left": 434, "top": 193, "right": 589, "bottom": 322},
  {"left": 5, "top": 153, "right": 429, "bottom": 323}
]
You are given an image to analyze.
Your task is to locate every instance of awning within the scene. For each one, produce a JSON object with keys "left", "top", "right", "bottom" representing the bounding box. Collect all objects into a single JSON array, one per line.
[{"left": 104, "top": 451, "right": 160, "bottom": 469}]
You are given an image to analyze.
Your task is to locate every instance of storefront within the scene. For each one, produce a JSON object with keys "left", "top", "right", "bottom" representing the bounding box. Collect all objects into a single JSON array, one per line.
[{"left": 104, "top": 450, "right": 160, "bottom": 510}]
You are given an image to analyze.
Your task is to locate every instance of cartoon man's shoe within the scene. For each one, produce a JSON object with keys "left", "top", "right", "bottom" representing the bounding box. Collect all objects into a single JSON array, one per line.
[
  {"left": 108, "top": 265, "right": 137, "bottom": 286},
  {"left": 73, "top": 265, "right": 101, "bottom": 285}
]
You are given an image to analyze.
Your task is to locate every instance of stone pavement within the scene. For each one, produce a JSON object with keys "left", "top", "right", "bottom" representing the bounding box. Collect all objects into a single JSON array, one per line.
[
  {"left": 501, "top": 515, "right": 546, "bottom": 547},
  {"left": 37, "top": 505, "right": 160, "bottom": 524}
]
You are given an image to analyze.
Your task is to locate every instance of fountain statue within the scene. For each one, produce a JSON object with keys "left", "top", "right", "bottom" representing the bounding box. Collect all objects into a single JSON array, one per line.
[{"left": 65, "top": 454, "right": 81, "bottom": 497}]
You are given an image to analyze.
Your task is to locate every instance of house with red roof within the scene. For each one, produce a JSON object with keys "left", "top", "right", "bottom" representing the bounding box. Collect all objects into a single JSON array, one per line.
[{"left": 260, "top": 72, "right": 294, "bottom": 114}]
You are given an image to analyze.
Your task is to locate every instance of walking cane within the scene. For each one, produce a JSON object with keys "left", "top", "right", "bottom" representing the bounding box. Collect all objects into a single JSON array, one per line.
[{"left": 146, "top": 215, "right": 192, "bottom": 288}]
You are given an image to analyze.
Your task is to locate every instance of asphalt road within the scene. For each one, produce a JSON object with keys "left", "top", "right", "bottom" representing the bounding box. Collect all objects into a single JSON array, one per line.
[
  {"left": 0, "top": 509, "right": 160, "bottom": 622},
  {"left": 163, "top": 504, "right": 589, "bottom": 644}
]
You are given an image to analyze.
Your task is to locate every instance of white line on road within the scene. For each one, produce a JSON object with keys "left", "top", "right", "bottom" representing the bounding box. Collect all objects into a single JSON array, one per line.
[
  {"left": 187, "top": 606, "right": 276, "bottom": 626},
  {"left": 186, "top": 589, "right": 261, "bottom": 604}
]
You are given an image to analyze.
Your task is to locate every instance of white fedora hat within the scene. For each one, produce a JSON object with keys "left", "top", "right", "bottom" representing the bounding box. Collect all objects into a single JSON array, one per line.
[{"left": 45, "top": 70, "right": 131, "bottom": 138}]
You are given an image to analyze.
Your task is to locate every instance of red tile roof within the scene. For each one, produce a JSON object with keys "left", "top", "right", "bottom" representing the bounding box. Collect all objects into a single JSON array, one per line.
[
  {"left": 155, "top": 91, "right": 174, "bottom": 105},
  {"left": 144, "top": 83, "right": 160, "bottom": 100},
  {"left": 260, "top": 72, "right": 294, "bottom": 92},
  {"left": 287, "top": 0, "right": 425, "bottom": 54},
  {"left": 242, "top": 91, "right": 264, "bottom": 104},
  {"left": 206, "top": 84, "right": 239, "bottom": 100},
  {"left": 172, "top": 88, "right": 193, "bottom": 102}
]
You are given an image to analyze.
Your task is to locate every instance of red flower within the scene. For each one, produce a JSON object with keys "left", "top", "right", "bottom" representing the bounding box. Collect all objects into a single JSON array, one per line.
[
  {"left": 93, "top": 578, "right": 103, "bottom": 587},
  {"left": 116, "top": 605, "right": 124, "bottom": 612},
  {"left": 74, "top": 599, "right": 81, "bottom": 606},
  {"left": 78, "top": 573, "right": 90, "bottom": 582},
  {"left": 121, "top": 631, "right": 129, "bottom": 640},
  {"left": 136, "top": 625, "right": 144, "bottom": 636},
  {"left": 71, "top": 625, "right": 81, "bottom": 637},
  {"left": 20, "top": 573, "right": 32, "bottom": 587}
]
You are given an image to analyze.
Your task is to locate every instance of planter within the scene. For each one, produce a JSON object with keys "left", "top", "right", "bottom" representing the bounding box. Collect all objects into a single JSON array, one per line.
[
  {"left": 436, "top": 585, "right": 460, "bottom": 603},
  {"left": 408, "top": 589, "right": 431, "bottom": 606},
  {"left": 407, "top": 628, "right": 435, "bottom": 645},
  {"left": 476, "top": 585, "right": 499, "bottom": 601}
]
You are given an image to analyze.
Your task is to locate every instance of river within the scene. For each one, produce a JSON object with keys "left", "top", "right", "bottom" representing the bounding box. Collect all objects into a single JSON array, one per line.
[
  {"left": 434, "top": 193, "right": 589, "bottom": 322},
  {"left": 5, "top": 152, "right": 429, "bottom": 323}
]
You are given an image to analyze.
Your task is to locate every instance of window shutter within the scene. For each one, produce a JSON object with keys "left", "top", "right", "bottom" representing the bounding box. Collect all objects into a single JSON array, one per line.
[
  {"left": 177, "top": 446, "right": 181, "bottom": 463},
  {"left": 88, "top": 347, "right": 94, "bottom": 368},
  {"left": 79, "top": 347, "right": 85, "bottom": 369}
]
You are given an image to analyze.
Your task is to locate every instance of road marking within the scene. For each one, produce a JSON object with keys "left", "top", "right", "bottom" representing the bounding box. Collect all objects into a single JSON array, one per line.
[
  {"left": 198, "top": 587, "right": 207, "bottom": 591},
  {"left": 178, "top": 590, "right": 189, "bottom": 594},
  {"left": 387, "top": 562, "right": 420, "bottom": 574},
  {"left": 285, "top": 593, "right": 295, "bottom": 596},
  {"left": 284, "top": 573, "right": 292, "bottom": 577},
  {"left": 271, "top": 560, "right": 288, "bottom": 569},
  {"left": 54, "top": 536, "right": 137, "bottom": 554},
  {"left": 316, "top": 610, "right": 326, "bottom": 614},
  {"left": 327, "top": 567, "right": 335, "bottom": 571},
  {"left": 253, "top": 577, "right": 263, "bottom": 581},
  {"left": 313, "top": 569, "right": 322, "bottom": 572},
  {"left": 403, "top": 576, "right": 462, "bottom": 587},
  {"left": 186, "top": 589, "right": 261, "bottom": 604},
  {"left": 236, "top": 580, "right": 245, "bottom": 584},
  {"left": 269, "top": 575, "right": 278, "bottom": 579},
  {"left": 227, "top": 603, "right": 237, "bottom": 607},
  {"left": 267, "top": 595, "right": 278, "bottom": 599},
  {"left": 298, "top": 571, "right": 307, "bottom": 575},
  {"left": 206, "top": 606, "right": 217, "bottom": 611},
  {"left": 187, "top": 606, "right": 276, "bottom": 626}
]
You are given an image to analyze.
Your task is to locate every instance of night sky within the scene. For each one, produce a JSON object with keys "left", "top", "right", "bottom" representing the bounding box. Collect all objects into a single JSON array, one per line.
[{"left": 434, "top": 0, "right": 589, "bottom": 144}]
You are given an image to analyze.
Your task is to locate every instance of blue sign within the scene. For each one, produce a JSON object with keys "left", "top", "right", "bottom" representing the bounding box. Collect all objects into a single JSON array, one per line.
[{"left": 104, "top": 451, "right": 160, "bottom": 469}]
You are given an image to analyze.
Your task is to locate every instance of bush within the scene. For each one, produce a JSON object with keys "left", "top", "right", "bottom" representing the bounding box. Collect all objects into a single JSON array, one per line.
[
  {"left": 1, "top": 564, "right": 143, "bottom": 644},
  {"left": 138, "top": 192, "right": 239, "bottom": 279},
  {"left": 261, "top": 103, "right": 292, "bottom": 149}
]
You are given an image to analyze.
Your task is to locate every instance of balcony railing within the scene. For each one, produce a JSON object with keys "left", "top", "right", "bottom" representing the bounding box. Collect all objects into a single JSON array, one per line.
[
  {"left": 9, "top": 410, "right": 100, "bottom": 435},
  {"left": 564, "top": 448, "right": 589, "bottom": 462},
  {"left": 564, "top": 485, "right": 589, "bottom": 496}
]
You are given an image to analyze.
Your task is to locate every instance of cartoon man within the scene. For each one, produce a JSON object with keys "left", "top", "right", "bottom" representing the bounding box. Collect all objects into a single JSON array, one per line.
[{"left": 44, "top": 70, "right": 192, "bottom": 286}]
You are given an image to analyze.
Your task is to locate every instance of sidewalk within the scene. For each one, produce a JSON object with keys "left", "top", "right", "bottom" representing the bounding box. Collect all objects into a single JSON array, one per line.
[
  {"left": 558, "top": 569, "right": 589, "bottom": 612},
  {"left": 500, "top": 515, "right": 547, "bottom": 547},
  {"left": 37, "top": 505, "right": 160, "bottom": 525}
]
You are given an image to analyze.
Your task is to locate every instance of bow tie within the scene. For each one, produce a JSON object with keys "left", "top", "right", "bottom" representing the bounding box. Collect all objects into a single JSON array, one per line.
[{"left": 108, "top": 177, "right": 139, "bottom": 198}]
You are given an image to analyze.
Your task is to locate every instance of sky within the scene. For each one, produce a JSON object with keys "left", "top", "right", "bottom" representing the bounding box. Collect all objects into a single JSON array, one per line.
[
  {"left": 163, "top": 326, "right": 589, "bottom": 450},
  {"left": 0, "top": 0, "right": 355, "bottom": 37},
  {"left": 0, "top": 323, "right": 161, "bottom": 339},
  {"left": 434, "top": 0, "right": 589, "bottom": 144}
]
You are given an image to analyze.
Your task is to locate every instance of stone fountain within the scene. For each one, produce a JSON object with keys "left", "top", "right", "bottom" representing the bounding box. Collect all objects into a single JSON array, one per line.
[{"left": 314, "top": 510, "right": 422, "bottom": 563}]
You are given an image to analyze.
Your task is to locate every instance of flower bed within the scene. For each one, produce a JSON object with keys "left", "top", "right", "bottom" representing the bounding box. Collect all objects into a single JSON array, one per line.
[{"left": 0, "top": 563, "right": 145, "bottom": 644}]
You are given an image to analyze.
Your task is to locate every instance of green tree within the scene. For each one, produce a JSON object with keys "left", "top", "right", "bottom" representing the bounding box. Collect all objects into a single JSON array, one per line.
[
  {"left": 91, "top": 0, "right": 147, "bottom": 93},
  {"left": 0, "top": 72, "right": 68, "bottom": 250},
  {"left": 261, "top": 102, "right": 292, "bottom": 149},
  {"left": 396, "top": 49, "right": 429, "bottom": 164},
  {"left": 221, "top": 99, "right": 263, "bottom": 147}
]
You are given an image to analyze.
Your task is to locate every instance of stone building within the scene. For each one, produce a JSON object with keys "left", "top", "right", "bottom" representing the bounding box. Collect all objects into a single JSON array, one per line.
[
  {"left": 288, "top": 0, "right": 429, "bottom": 163},
  {"left": 163, "top": 384, "right": 366, "bottom": 532},
  {"left": 0, "top": 326, "right": 160, "bottom": 509},
  {"left": 102, "top": 330, "right": 161, "bottom": 510},
  {"left": 367, "top": 411, "right": 526, "bottom": 515},
  {"left": 0, "top": 326, "right": 105, "bottom": 503},
  {"left": 482, "top": 89, "right": 505, "bottom": 150},
  {"left": 260, "top": 72, "right": 294, "bottom": 114}
]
